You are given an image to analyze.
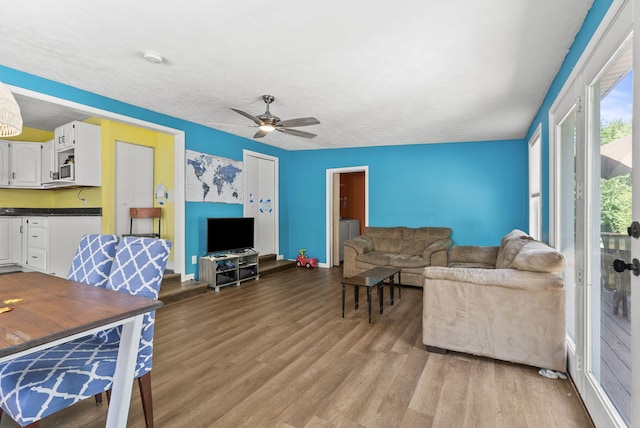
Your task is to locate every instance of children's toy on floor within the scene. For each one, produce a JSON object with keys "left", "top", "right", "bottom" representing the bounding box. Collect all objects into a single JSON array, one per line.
[{"left": 296, "top": 249, "right": 318, "bottom": 269}]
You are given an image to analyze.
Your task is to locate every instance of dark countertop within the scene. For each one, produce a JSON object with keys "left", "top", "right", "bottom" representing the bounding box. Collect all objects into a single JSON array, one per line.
[{"left": 0, "top": 208, "right": 102, "bottom": 216}]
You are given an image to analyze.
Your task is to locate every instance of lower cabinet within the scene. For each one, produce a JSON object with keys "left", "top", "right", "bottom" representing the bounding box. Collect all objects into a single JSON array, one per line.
[
  {"left": 3, "top": 216, "right": 102, "bottom": 277},
  {"left": 24, "top": 217, "right": 48, "bottom": 272},
  {"left": 0, "top": 218, "right": 22, "bottom": 265}
]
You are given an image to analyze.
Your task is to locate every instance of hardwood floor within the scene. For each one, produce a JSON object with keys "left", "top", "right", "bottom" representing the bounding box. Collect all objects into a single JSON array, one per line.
[{"left": 0, "top": 267, "right": 593, "bottom": 428}]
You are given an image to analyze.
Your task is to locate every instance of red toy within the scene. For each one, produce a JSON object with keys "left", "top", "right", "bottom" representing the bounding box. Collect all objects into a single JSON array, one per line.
[{"left": 296, "top": 249, "right": 318, "bottom": 269}]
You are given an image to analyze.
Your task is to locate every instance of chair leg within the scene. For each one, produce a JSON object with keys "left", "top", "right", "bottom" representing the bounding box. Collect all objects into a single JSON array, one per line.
[
  {"left": 102, "top": 374, "right": 153, "bottom": 428},
  {"left": 95, "top": 392, "right": 103, "bottom": 405},
  {"left": 138, "top": 373, "right": 154, "bottom": 428}
]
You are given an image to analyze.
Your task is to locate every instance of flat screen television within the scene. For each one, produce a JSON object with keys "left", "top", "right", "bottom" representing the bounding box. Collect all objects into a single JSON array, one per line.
[{"left": 206, "top": 217, "right": 255, "bottom": 254}]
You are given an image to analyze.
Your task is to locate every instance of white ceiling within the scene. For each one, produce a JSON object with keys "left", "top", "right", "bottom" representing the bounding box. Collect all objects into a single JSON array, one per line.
[{"left": 1, "top": 0, "right": 593, "bottom": 150}]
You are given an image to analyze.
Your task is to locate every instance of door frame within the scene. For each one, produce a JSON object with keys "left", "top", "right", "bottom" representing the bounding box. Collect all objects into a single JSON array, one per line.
[
  {"left": 6, "top": 84, "right": 186, "bottom": 279},
  {"left": 325, "top": 166, "right": 369, "bottom": 268},
  {"left": 549, "top": 0, "right": 635, "bottom": 425}
]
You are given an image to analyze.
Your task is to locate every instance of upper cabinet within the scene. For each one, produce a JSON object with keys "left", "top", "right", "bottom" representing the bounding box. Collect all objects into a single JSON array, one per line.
[
  {"left": 50, "top": 121, "right": 101, "bottom": 187},
  {"left": 54, "top": 122, "right": 76, "bottom": 150},
  {"left": 10, "top": 142, "right": 42, "bottom": 187},
  {"left": 0, "top": 141, "right": 9, "bottom": 185},
  {"left": 41, "top": 139, "right": 54, "bottom": 183},
  {"left": 0, "top": 121, "right": 101, "bottom": 189}
]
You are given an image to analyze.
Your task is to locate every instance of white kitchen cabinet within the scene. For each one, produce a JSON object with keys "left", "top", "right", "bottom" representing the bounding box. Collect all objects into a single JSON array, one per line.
[
  {"left": 48, "top": 216, "right": 101, "bottom": 277},
  {"left": 54, "top": 121, "right": 76, "bottom": 150},
  {"left": 9, "top": 142, "right": 42, "bottom": 187},
  {"left": 40, "top": 139, "right": 55, "bottom": 182},
  {"left": 20, "top": 216, "right": 102, "bottom": 277},
  {"left": 0, "top": 141, "right": 9, "bottom": 185},
  {"left": 0, "top": 217, "right": 22, "bottom": 265},
  {"left": 52, "top": 121, "right": 101, "bottom": 187},
  {"left": 23, "top": 217, "right": 48, "bottom": 272}
]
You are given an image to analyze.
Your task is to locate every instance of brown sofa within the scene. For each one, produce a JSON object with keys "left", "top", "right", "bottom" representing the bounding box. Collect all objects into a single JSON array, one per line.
[
  {"left": 343, "top": 226, "right": 452, "bottom": 287},
  {"left": 423, "top": 229, "right": 567, "bottom": 372}
]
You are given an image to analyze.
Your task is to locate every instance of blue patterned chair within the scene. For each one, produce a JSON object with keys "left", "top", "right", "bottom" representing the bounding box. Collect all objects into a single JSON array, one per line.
[
  {"left": 67, "top": 234, "right": 119, "bottom": 287},
  {"left": 0, "top": 237, "right": 171, "bottom": 428},
  {"left": 66, "top": 233, "right": 120, "bottom": 406}
]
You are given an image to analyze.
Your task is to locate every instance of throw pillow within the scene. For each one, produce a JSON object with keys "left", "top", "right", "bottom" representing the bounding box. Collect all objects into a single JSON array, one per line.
[
  {"left": 495, "top": 229, "right": 531, "bottom": 268},
  {"left": 510, "top": 240, "right": 566, "bottom": 273}
]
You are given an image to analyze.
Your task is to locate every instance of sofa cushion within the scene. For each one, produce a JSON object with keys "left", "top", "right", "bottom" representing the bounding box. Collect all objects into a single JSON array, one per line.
[
  {"left": 424, "top": 266, "right": 564, "bottom": 290},
  {"left": 495, "top": 229, "right": 531, "bottom": 268},
  {"left": 449, "top": 262, "right": 496, "bottom": 269},
  {"left": 449, "top": 245, "right": 499, "bottom": 267},
  {"left": 400, "top": 227, "right": 451, "bottom": 256},
  {"left": 357, "top": 251, "right": 393, "bottom": 266},
  {"left": 390, "top": 254, "right": 428, "bottom": 268},
  {"left": 510, "top": 240, "right": 566, "bottom": 273},
  {"left": 365, "top": 227, "right": 404, "bottom": 253}
]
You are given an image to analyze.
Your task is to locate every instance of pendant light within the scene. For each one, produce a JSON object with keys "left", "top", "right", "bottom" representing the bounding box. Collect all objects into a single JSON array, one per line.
[{"left": 0, "top": 82, "right": 23, "bottom": 137}]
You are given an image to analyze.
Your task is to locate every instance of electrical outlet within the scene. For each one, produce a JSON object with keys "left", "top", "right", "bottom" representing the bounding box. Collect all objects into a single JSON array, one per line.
[{"left": 192, "top": 255, "right": 197, "bottom": 264}]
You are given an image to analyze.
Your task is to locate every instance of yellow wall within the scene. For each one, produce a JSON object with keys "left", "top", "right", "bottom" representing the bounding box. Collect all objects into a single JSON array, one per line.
[
  {"left": 0, "top": 122, "right": 175, "bottom": 260},
  {"left": 98, "top": 119, "right": 175, "bottom": 251}
]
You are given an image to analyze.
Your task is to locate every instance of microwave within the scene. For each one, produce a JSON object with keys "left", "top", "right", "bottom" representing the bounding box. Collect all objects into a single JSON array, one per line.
[{"left": 59, "top": 163, "right": 75, "bottom": 180}]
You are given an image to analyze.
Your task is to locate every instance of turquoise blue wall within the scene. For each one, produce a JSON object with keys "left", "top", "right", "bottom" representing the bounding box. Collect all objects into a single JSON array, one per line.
[
  {"left": 524, "top": 0, "right": 613, "bottom": 242},
  {"left": 0, "top": 0, "right": 614, "bottom": 272},
  {"left": 280, "top": 139, "right": 528, "bottom": 261}
]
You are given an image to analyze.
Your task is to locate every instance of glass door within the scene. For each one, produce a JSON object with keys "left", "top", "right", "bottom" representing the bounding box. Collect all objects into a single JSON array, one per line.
[{"left": 588, "top": 39, "right": 633, "bottom": 426}]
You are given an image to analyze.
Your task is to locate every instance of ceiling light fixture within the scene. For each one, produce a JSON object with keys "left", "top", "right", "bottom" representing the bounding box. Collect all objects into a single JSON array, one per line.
[
  {"left": 143, "top": 50, "right": 164, "bottom": 64},
  {"left": 259, "top": 124, "right": 276, "bottom": 132},
  {"left": 0, "top": 82, "right": 23, "bottom": 137}
]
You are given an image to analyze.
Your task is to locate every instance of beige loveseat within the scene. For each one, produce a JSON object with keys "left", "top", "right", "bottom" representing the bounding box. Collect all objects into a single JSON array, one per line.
[
  {"left": 423, "top": 229, "right": 567, "bottom": 372},
  {"left": 343, "top": 226, "right": 452, "bottom": 287}
]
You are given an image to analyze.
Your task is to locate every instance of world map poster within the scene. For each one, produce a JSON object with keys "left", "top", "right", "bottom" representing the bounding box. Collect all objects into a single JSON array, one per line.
[{"left": 185, "top": 150, "right": 244, "bottom": 203}]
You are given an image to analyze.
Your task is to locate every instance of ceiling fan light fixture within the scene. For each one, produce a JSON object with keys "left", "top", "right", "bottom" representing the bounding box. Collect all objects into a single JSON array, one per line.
[{"left": 259, "top": 124, "right": 276, "bottom": 132}]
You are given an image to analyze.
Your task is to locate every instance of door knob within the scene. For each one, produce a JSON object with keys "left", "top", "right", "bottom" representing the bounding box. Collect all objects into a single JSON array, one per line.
[
  {"left": 613, "top": 258, "right": 640, "bottom": 276},
  {"left": 627, "top": 221, "right": 640, "bottom": 238}
]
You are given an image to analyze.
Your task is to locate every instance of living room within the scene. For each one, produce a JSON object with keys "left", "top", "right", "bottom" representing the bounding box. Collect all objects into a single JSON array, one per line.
[{"left": 0, "top": 0, "right": 637, "bottom": 426}]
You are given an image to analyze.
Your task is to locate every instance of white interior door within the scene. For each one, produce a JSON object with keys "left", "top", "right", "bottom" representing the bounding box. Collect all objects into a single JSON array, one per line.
[
  {"left": 115, "top": 141, "right": 154, "bottom": 236},
  {"left": 244, "top": 150, "right": 278, "bottom": 256}
]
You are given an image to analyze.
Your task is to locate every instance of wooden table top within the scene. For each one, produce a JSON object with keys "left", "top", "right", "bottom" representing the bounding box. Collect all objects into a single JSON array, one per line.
[{"left": 0, "top": 272, "right": 163, "bottom": 358}]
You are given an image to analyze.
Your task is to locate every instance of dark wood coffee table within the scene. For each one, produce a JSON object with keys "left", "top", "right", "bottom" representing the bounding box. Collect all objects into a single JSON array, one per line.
[{"left": 341, "top": 267, "right": 401, "bottom": 323}]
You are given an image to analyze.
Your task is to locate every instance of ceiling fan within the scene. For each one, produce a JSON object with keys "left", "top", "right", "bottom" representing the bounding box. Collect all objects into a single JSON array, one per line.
[{"left": 230, "top": 95, "right": 320, "bottom": 139}]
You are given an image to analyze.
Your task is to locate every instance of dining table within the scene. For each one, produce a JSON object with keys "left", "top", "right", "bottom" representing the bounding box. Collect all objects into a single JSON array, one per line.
[{"left": 0, "top": 271, "right": 163, "bottom": 428}]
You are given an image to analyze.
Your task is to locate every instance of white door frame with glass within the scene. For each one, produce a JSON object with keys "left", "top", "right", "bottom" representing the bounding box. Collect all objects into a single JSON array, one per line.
[{"left": 550, "top": 0, "right": 637, "bottom": 426}]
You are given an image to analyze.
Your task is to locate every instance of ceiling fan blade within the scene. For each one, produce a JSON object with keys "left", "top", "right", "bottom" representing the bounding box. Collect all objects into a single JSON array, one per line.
[
  {"left": 253, "top": 129, "right": 269, "bottom": 138},
  {"left": 276, "top": 127, "right": 317, "bottom": 139},
  {"left": 230, "top": 108, "right": 265, "bottom": 126},
  {"left": 277, "top": 117, "right": 320, "bottom": 128}
]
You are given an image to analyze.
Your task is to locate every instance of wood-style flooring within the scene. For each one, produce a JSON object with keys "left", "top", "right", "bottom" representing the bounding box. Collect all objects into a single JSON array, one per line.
[{"left": 0, "top": 267, "right": 593, "bottom": 428}]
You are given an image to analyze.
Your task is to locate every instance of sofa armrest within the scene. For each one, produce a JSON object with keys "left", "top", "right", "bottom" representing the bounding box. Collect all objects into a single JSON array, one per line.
[
  {"left": 344, "top": 235, "right": 374, "bottom": 254},
  {"left": 449, "top": 245, "right": 499, "bottom": 267},
  {"left": 423, "top": 238, "right": 452, "bottom": 266},
  {"left": 424, "top": 266, "right": 564, "bottom": 291}
]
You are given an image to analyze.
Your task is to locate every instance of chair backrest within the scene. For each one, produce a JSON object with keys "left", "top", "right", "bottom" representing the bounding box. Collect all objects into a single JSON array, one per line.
[
  {"left": 128, "top": 207, "right": 162, "bottom": 238},
  {"left": 104, "top": 236, "right": 171, "bottom": 376},
  {"left": 67, "top": 234, "right": 119, "bottom": 288}
]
